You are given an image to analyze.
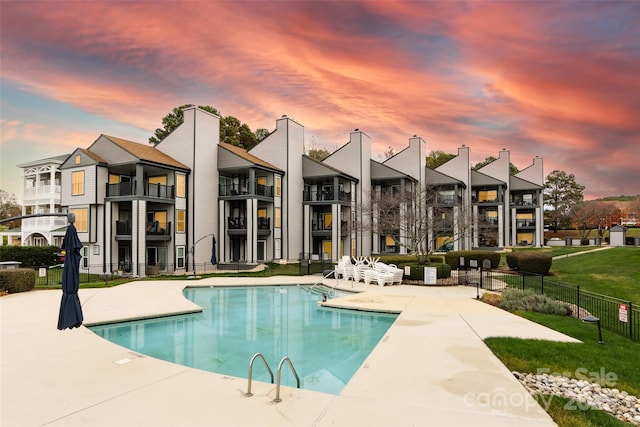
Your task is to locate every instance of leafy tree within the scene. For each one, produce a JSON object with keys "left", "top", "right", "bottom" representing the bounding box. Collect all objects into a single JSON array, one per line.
[
  {"left": 149, "top": 104, "right": 266, "bottom": 149},
  {"left": 255, "top": 128, "right": 271, "bottom": 143},
  {"left": 544, "top": 170, "right": 585, "bottom": 232},
  {"left": 307, "top": 148, "right": 330, "bottom": 161},
  {"left": 426, "top": 150, "right": 456, "bottom": 169},
  {"left": 0, "top": 190, "right": 22, "bottom": 229},
  {"left": 472, "top": 156, "right": 519, "bottom": 175}
]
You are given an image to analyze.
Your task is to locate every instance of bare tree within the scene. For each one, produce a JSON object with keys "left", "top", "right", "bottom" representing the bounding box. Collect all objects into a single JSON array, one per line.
[{"left": 366, "top": 184, "right": 473, "bottom": 264}]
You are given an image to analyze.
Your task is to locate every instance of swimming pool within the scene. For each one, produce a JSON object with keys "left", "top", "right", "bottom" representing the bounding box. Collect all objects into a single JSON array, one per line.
[{"left": 89, "top": 285, "right": 397, "bottom": 395}]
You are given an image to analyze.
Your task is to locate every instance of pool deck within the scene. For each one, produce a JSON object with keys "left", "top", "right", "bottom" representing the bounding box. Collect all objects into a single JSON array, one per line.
[{"left": 1, "top": 276, "right": 580, "bottom": 426}]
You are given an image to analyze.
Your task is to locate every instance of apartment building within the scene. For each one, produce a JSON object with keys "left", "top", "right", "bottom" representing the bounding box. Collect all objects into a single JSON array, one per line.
[{"left": 21, "top": 106, "right": 542, "bottom": 276}]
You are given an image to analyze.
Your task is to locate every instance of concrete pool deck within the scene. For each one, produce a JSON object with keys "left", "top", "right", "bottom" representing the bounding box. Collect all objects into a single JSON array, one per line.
[{"left": 1, "top": 276, "right": 580, "bottom": 426}]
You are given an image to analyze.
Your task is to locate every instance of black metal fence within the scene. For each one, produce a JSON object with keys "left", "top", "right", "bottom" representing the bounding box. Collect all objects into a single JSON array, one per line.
[{"left": 459, "top": 267, "right": 638, "bottom": 342}]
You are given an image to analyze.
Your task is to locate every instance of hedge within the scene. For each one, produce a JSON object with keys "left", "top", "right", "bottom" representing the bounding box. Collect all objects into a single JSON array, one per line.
[
  {"left": 393, "top": 262, "right": 451, "bottom": 280},
  {"left": 506, "top": 252, "right": 519, "bottom": 269},
  {"left": 0, "top": 268, "right": 36, "bottom": 293},
  {"left": 509, "top": 252, "right": 552, "bottom": 275},
  {"left": 0, "top": 245, "right": 61, "bottom": 267},
  {"left": 444, "top": 251, "right": 500, "bottom": 269}
]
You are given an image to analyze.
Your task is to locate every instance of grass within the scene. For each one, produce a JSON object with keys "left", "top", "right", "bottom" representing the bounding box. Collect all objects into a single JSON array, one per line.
[
  {"left": 534, "top": 395, "right": 630, "bottom": 427},
  {"left": 484, "top": 311, "right": 640, "bottom": 426},
  {"left": 550, "top": 247, "right": 640, "bottom": 303}
]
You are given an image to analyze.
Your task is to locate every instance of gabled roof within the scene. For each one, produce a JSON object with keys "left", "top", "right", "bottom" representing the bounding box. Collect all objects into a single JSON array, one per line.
[
  {"left": 78, "top": 148, "right": 108, "bottom": 165},
  {"left": 103, "top": 135, "right": 189, "bottom": 170},
  {"left": 371, "top": 159, "right": 416, "bottom": 182},
  {"left": 510, "top": 175, "right": 542, "bottom": 191},
  {"left": 425, "top": 168, "right": 466, "bottom": 188},
  {"left": 219, "top": 142, "right": 282, "bottom": 172},
  {"left": 60, "top": 147, "right": 108, "bottom": 169},
  {"left": 471, "top": 170, "right": 506, "bottom": 187},
  {"left": 302, "top": 155, "right": 358, "bottom": 182}
]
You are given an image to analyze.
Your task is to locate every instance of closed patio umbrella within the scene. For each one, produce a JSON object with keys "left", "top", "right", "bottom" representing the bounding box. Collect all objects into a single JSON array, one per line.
[
  {"left": 211, "top": 235, "right": 217, "bottom": 265},
  {"left": 57, "top": 215, "right": 84, "bottom": 330}
]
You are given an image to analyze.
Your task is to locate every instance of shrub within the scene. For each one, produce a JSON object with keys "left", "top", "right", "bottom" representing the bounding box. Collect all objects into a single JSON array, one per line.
[
  {"left": 0, "top": 268, "right": 36, "bottom": 293},
  {"left": 395, "top": 263, "right": 451, "bottom": 280},
  {"left": 427, "top": 255, "right": 445, "bottom": 264},
  {"left": 499, "top": 289, "right": 571, "bottom": 316},
  {"left": 513, "top": 252, "right": 552, "bottom": 274},
  {"left": 480, "top": 292, "right": 502, "bottom": 307},
  {"left": 0, "top": 245, "right": 61, "bottom": 267},
  {"left": 506, "top": 252, "right": 519, "bottom": 269},
  {"left": 444, "top": 250, "right": 500, "bottom": 269}
]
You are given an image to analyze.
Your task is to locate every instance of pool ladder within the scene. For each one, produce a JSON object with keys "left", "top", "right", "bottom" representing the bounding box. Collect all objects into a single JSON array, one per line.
[{"left": 245, "top": 353, "right": 300, "bottom": 403}]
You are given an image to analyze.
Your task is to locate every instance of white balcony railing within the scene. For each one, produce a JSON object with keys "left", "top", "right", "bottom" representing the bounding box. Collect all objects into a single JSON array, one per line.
[{"left": 22, "top": 216, "right": 68, "bottom": 231}]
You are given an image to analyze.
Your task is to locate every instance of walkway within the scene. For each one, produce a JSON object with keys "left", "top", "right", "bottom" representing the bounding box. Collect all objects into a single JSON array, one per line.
[
  {"left": 552, "top": 245, "right": 613, "bottom": 260},
  {"left": 1, "top": 276, "right": 580, "bottom": 426}
]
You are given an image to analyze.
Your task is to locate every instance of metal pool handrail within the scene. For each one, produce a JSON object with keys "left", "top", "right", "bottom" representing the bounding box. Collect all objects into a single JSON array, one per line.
[
  {"left": 274, "top": 356, "right": 301, "bottom": 403},
  {"left": 245, "top": 352, "right": 274, "bottom": 397}
]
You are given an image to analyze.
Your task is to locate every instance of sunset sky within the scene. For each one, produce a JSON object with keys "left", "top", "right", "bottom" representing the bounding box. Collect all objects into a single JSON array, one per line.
[{"left": 1, "top": 1, "right": 639, "bottom": 202}]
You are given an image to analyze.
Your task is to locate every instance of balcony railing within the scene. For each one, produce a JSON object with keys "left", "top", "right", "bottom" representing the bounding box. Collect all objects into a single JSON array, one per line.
[
  {"left": 22, "top": 216, "right": 67, "bottom": 231},
  {"left": 145, "top": 183, "right": 174, "bottom": 199},
  {"left": 257, "top": 217, "right": 271, "bottom": 230},
  {"left": 228, "top": 217, "right": 246, "bottom": 230},
  {"left": 106, "top": 182, "right": 174, "bottom": 199},
  {"left": 115, "top": 221, "right": 132, "bottom": 235},
  {"left": 304, "top": 189, "right": 351, "bottom": 202},
  {"left": 107, "top": 182, "right": 134, "bottom": 197},
  {"left": 146, "top": 221, "right": 171, "bottom": 236},
  {"left": 516, "top": 220, "right": 536, "bottom": 228},
  {"left": 219, "top": 182, "right": 274, "bottom": 198}
]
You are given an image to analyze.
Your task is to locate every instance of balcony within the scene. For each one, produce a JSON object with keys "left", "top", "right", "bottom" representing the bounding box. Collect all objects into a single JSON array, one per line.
[
  {"left": 106, "top": 182, "right": 174, "bottom": 200},
  {"left": 146, "top": 221, "right": 171, "bottom": 240},
  {"left": 219, "top": 181, "right": 274, "bottom": 198},
  {"left": 22, "top": 216, "right": 67, "bottom": 231},
  {"left": 304, "top": 189, "right": 351, "bottom": 203},
  {"left": 115, "top": 221, "right": 132, "bottom": 239},
  {"left": 516, "top": 220, "right": 536, "bottom": 228}
]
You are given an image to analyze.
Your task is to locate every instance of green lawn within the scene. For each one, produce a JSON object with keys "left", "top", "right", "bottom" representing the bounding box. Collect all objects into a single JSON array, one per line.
[
  {"left": 550, "top": 247, "right": 640, "bottom": 303},
  {"left": 485, "top": 312, "right": 640, "bottom": 426}
]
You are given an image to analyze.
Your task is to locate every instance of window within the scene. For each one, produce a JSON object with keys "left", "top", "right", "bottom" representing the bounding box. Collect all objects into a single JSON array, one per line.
[
  {"left": 148, "top": 176, "right": 167, "bottom": 185},
  {"left": 478, "top": 190, "right": 497, "bottom": 203},
  {"left": 323, "top": 213, "right": 332, "bottom": 230},
  {"left": 176, "top": 210, "right": 185, "bottom": 233},
  {"left": 275, "top": 207, "right": 281, "bottom": 228},
  {"left": 258, "top": 208, "right": 267, "bottom": 218},
  {"left": 274, "top": 238, "right": 281, "bottom": 259},
  {"left": 109, "top": 174, "right": 120, "bottom": 184},
  {"left": 71, "top": 171, "right": 84, "bottom": 195},
  {"left": 275, "top": 176, "right": 281, "bottom": 197},
  {"left": 70, "top": 208, "right": 88, "bottom": 232},
  {"left": 75, "top": 155, "right": 81, "bottom": 164},
  {"left": 176, "top": 174, "right": 186, "bottom": 198},
  {"left": 176, "top": 246, "right": 185, "bottom": 268},
  {"left": 81, "top": 246, "right": 89, "bottom": 268}
]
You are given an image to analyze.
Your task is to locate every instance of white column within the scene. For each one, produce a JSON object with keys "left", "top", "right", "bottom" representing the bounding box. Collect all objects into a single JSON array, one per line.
[
  {"left": 511, "top": 208, "right": 517, "bottom": 247},
  {"left": 472, "top": 205, "right": 479, "bottom": 248},
  {"left": 332, "top": 203, "right": 339, "bottom": 262},
  {"left": 219, "top": 200, "right": 226, "bottom": 263},
  {"left": 535, "top": 206, "right": 543, "bottom": 247},
  {"left": 246, "top": 199, "right": 257, "bottom": 263},
  {"left": 303, "top": 204, "right": 311, "bottom": 257},
  {"left": 498, "top": 205, "right": 504, "bottom": 247}
]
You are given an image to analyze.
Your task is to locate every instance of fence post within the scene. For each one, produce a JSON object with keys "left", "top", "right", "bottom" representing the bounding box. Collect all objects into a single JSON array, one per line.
[
  {"left": 522, "top": 274, "right": 525, "bottom": 291},
  {"left": 541, "top": 275, "right": 544, "bottom": 295},
  {"left": 630, "top": 301, "right": 633, "bottom": 340},
  {"left": 576, "top": 286, "right": 580, "bottom": 319}
]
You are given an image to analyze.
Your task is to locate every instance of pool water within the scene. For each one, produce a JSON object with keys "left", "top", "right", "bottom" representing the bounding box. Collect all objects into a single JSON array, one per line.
[{"left": 90, "top": 285, "right": 397, "bottom": 395}]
